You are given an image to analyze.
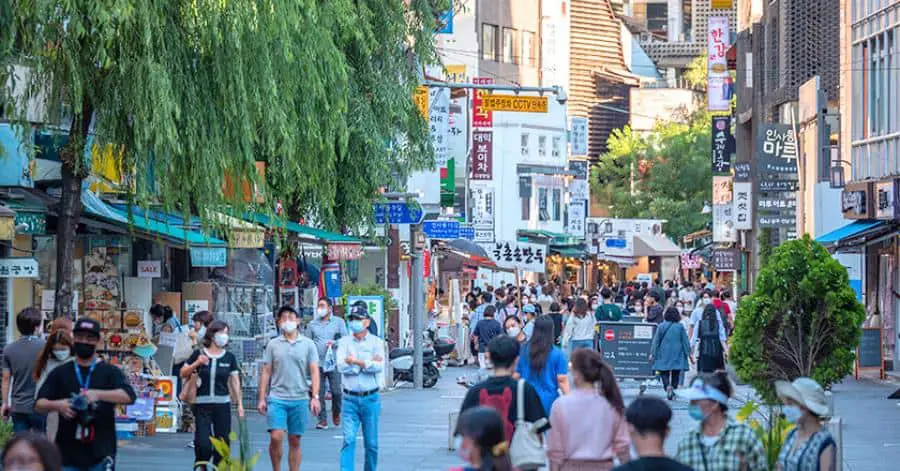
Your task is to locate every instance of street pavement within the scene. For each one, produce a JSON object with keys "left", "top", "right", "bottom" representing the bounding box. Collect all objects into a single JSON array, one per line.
[{"left": 117, "top": 367, "right": 900, "bottom": 470}]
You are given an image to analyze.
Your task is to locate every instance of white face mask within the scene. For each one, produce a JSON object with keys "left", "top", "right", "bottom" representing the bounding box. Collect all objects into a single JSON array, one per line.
[
  {"left": 52, "top": 349, "right": 71, "bottom": 361},
  {"left": 214, "top": 333, "right": 229, "bottom": 347},
  {"left": 676, "top": 306, "right": 684, "bottom": 314},
  {"left": 197, "top": 326, "right": 207, "bottom": 338},
  {"left": 281, "top": 321, "right": 299, "bottom": 334},
  {"left": 507, "top": 326, "right": 521, "bottom": 337},
  {"left": 315, "top": 307, "right": 329, "bottom": 319}
]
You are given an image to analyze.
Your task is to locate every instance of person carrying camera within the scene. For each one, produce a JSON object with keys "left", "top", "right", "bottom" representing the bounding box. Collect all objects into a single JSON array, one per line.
[{"left": 36, "top": 318, "right": 136, "bottom": 471}]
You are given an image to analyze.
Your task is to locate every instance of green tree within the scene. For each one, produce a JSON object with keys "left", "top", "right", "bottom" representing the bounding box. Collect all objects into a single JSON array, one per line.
[
  {"left": 730, "top": 236, "right": 865, "bottom": 402},
  {"left": 1, "top": 0, "right": 446, "bottom": 317}
]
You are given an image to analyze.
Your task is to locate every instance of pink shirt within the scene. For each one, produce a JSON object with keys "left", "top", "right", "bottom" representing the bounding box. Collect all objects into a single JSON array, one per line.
[{"left": 547, "top": 389, "right": 630, "bottom": 465}]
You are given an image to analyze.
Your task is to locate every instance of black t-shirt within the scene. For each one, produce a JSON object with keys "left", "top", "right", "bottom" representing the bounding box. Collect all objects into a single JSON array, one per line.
[
  {"left": 548, "top": 312, "right": 564, "bottom": 345},
  {"left": 459, "top": 376, "right": 549, "bottom": 443},
  {"left": 187, "top": 349, "right": 240, "bottom": 400},
  {"left": 37, "top": 359, "right": 137, "bottom": 468},
  {"left": 613, "top": 457, "right": 694, "bottom": 471},
  {"left": 473, "top": 319, "right": 503, "bottom": 349}
]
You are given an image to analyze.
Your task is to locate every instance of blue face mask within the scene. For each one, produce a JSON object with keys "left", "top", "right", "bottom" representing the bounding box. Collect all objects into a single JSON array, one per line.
[
  {"left": 349, "top": 320, "right": 366, "bottom": 334},
  {"left": 688, "top": 403, "right": 707, "bottom": 422},
  {"left": 782, "top": 405, "right": 803, "bottom": 423}
]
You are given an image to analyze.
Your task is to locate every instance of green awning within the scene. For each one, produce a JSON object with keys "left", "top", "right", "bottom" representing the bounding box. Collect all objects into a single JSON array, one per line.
[
  {"left": 246, "top": 213, "right": 361, "bottom": 244},
  {"left": 518, "top": 229, "right": 581, "bottom": 246},
  {"left": 551, "top": 247, "right": 586, "bottom": 258}
]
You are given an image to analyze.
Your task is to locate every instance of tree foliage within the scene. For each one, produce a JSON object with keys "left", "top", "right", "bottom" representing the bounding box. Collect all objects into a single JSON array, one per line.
[
  {"left": 1, "top": 0, "right": 447, "bottom": 316},
  {"left": 591, "top": 116, "right": 712, "bottom": 243},
  {"left": 730, "top": 236, "right": 865, "bottom": 402}
]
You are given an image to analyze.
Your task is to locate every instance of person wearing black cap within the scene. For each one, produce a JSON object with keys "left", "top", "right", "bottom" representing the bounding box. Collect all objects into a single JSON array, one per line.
[
  {"left": 351, "top": 300, "right": 378, "bottom": 337},
  {"left": 336, "top": 302, "right": 385, "bottom": 471},
  {"left": 36, "top": 318, "right": 136, "bottom": 471}
]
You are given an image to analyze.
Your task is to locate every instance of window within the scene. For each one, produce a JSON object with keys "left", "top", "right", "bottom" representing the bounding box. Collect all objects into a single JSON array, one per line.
[
  {"left": 482, "top": 24, "right": 498, "bottom": 61},
  {"left": 538, "top": 136, "right": 547, "bottom": 157},
  {"left": 503, "top": 28, "right": 517, "bottom": 64},
  {"left": 538, "top": 188, "right": 550, "bottom": 221},
  {"left": 521, "top": 195, "right": 531, "bottom": 220},
  {"left": 522, "top": 31, "right": 535, "bottom": 66},
  {"left": 551, "top": 136, "right": 562, "bottom": 157},
  {"left": 552, "top": 189, "right": 562, "bottom": 221},
  {"left": 521, "top": 133, "right": 530, "bottom": 157}
]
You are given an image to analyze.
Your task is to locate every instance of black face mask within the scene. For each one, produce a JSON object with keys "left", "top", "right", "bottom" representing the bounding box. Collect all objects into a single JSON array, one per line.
[{"left": 73, "top": 342, "right": 96, "bottom": 359}]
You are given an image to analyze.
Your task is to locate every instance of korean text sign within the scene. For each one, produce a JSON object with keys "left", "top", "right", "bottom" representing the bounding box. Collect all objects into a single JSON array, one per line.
[
  {"left": 472, "top": 77, "right": 493, "bottom": 128},
  {"left": 707, "top": 16, "right": 731, "bottom": 111},
  {"left": 757, "top": 124, "right": 799, "bottom": 174},
  {"left": 471, "top": 131, "right": 493, "bottom": 180},
  {"left": 711, "top": 116, "right": 734, "bottom": 175},
  {"left": 488, "top": 241, "right": 546, "bottom": 272}
]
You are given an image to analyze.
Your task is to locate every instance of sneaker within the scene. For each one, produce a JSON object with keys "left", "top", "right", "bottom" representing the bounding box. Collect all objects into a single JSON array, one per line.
[
  {"left": 316, "top": 420, "right": 328, "bottom": 430},
  {"left": 186, "top": 440, "right": 195, "bottom": 449},
  {"left": 332, "top": 413, "right": 341, "bottom": 427}
]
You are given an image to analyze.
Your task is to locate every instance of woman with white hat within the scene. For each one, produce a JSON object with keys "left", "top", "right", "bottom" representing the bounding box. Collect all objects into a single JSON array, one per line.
[{"left": 775, "top": 378, "right": 836, "bottom": 471}]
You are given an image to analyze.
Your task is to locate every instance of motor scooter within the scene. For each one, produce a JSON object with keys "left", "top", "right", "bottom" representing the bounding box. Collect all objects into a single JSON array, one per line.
[{"left": 389, "top": 328, "right": 455, "bottom": 388}]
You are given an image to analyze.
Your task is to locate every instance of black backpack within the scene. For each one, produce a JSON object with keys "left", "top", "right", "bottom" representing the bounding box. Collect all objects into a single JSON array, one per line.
[{"left": 699, "top": 318, "right": 723, "bottom": 359}]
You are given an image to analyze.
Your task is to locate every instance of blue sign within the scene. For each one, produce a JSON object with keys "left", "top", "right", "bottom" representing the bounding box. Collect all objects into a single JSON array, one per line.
[
  {"left": 459, "top": 226, "right": 475, "bottom": 240},
  {"left": 190, "top": 247, "right": 227, "bottom": 267},
  {"left": 605, "top": 238, "right": 627, "bottom": 249},
  {"left": 423, "top": 220, "right": 460, "bottom": 240},
  {"left": 373, "top": 202, "right": 425, "bottom": 224},
  {"left": 437, "top": 7, "right": 454, "bottom": 34}
]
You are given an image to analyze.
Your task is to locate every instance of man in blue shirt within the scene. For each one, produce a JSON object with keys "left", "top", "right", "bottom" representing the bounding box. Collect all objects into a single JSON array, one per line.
[{"left": 336, "top": 304, "right": 385, "bottom": 471}]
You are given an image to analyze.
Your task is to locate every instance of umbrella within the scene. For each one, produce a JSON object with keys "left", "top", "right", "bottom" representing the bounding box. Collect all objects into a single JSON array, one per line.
[{"left": 447, "top": 239, "right": 489, "bottom": 258}]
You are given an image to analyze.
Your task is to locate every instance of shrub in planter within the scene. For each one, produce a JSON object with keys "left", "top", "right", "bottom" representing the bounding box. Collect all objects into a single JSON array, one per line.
[{"left": 730, "top": 235, "right": 865, "bottom": 402}]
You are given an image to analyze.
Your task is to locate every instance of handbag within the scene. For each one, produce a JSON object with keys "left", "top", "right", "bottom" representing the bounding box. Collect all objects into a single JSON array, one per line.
[
  {"left": 179, "top": 372, "right": 199, "bottom": 404},
  {"left": 509, "top": 379, "right": 548, "bottom": 470}
]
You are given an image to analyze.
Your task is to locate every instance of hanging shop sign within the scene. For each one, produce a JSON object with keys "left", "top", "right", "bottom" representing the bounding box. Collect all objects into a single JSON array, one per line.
[
  {"left": 470, "top": 185, "right": 495, "bottom": 225},
  {"left": 712, "top": 176, "right": 733, "bottom": 205},
  {"left": 734, "top": 162, "right": 751, "bottom": 183},
  {"left": 0, "top": 258, "right": 38, "bottom": 278},
  {"left": 137, "top": 260, "right": 161, "bottom": 278},
  {"left": 326, "top": 243, "right": 363, "bottom": 261},
  {"left": 568, "top": 179, "right": 588, "bottom": 201},
  {"left": 473, "top": 227, "right": 494, "bottom": 243},
  {"left": 711, "top": 116, "right": 735, "bottom": 175},
  {"left": 444, "top": 65, "right": 467, "bottom": 83},
  {"left": 518, "top": 176, "right": 533, "bottom": 198},
  {"left": 680, "top": 252, "right": 702, "bottom": 270},
  {"left": 488, "top": 241, "right": 546, "bottom": 272},
  {"left": 228, "top": 229, "right": 265, "bottom": 249},
  {"left": 713, "top": 203, "right": 737, "bottom": 242},
  {"left": 758, "top": 198, "right": 797, "bottom": 210},
  {"left": 712, "top": 248, "right": 739, "bottom": 272},
  {"left": 758, "top": 215, "right": 797, "bottom": 227},
  {"left": 566, "top": 202, "right": 586, "bottom": 239},
  {"left": 707, "top": 16, "right": 732, "bottom": 111},
  {"left": 190, "top": 247, "right": 227, "bottom": 268},
  {"left": 472, "top": 77, "right": 493, "bottom": 128},
  {"left": 841, "top": 181, "right": 873, "bottom": 220},
  {"left": 471, "top": 131, "right": 493, "bottom": 180},
  {"left": 759, "top": 179, "right": 799, "bottom": 191},
  {"left": 429, "top": 87, "right": 451, "bottom": 168},
  {"left": 757, "top": 124, "right": 799, "bottom": 174},
  {"left": 568, "top": 160, "right": 589, "bottom": 180},
  {"left": 875, "top": 179, "right": 899, "bottom": 220},
  {"left": 733, "top": 182, "right": 753, "bottom": 230},
  {"left": 14, "top": 212, "right": 46, "bottom": 235},
  {"left": 480, "top": 95, "right": 548, "bottom": 113},
  {"left": 570, "top": 117, "right": 589, "bottom": 156},
  {"left": 414, "top": 86, "right": 429, "bottom": 119}
]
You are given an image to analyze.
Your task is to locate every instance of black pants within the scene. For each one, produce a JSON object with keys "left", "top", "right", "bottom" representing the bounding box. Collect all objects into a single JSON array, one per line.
[
  {"left": 193, "top": 403, "right": 231, "bottom": 465},
  {"left": 660, "top": 370, "right": 681, "bottom": 390}
]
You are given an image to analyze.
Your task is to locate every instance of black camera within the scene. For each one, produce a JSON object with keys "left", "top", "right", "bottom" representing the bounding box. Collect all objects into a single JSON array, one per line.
[{"left": 70, "top": 393, "right": 97, "bottom": 426}]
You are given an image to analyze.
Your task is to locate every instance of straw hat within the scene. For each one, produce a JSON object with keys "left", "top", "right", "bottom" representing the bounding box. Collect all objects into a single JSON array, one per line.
[{"left": 775, "top": 377, "right": 829, "bottom": 417}]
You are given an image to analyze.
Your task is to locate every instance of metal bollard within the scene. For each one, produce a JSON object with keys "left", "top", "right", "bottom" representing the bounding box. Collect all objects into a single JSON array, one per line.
[
  {"left": 826, "top": 416, "right": 843, "bottom": 471},
  {"left": 448, "top": 411, "right": 459, "bottom": 450}
]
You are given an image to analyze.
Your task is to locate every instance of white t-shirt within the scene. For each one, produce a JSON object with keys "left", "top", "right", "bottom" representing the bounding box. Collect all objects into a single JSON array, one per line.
[{"left": 679, "top": 288, "right": 697, "bottom": 309}]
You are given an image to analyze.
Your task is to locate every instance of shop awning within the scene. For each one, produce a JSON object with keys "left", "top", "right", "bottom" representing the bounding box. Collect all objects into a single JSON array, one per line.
[
  {"left": 596, "top": 254, "right": 636, "bottom": 266},
  {"left": 81, "top": 192, "right": 226, "bottom": 247},
  {"left": 815, "top": 220, "right": 887, "bottom": 248},
  {"left": 518, "top": 229, "right": 581, "bottom": 246},
  {"left": 551, "top": 246, "right": 587, "bottom": 258},
  {"left": 246, "top": 213, "right": 361, "bottom": 244},
  {"left": 633, "top": 234, "right": 681, "bottom": 257},
  {"left": 205, "top": 210, "right": 266, "bottom": 249}
]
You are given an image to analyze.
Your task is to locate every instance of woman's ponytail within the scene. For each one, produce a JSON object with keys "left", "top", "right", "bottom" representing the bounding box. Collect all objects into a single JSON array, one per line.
[{"left": 571, "top": 349, "right": 626, "bottom": 414}]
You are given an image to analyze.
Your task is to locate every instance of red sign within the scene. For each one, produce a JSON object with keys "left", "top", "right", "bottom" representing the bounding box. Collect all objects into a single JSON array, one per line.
[
  {"left": 604, "top": 329, "right": 615, "bottom": 342},
  {"left": 471, "top": 131, "right": 493, "bottom": 180},
  {"left": 471, "top": 77, "right": 493, "bottom": 128},
  {"left": 424, "top": 250, "right": 431, "bottom": 278}
]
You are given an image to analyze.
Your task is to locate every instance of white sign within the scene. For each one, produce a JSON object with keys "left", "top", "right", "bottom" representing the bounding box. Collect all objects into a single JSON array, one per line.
[
  {"left": 184, "top": 299, "right": 209, "bottom": 316},
  {"left": 429, "top": 87, "right": 451, "bottom": 167},
  {"left": 570, "top": 117, "right": 589, "bottom": 156},
  {"left": 568, "top": 179, "right": 589, "bottom": 201},
  {"left": 448, "top": 95, "right": 469, "bottom": 166},
  {"left": 0, "top": 258, "right": 38, "bottom": 278},
  {"left": 713, "top": 204, "right": 738, "bottom": 242},
  {"left": 487, "top": 241, "right": 547, "bottom": 273},
  {"left": 40, "top": 290, "right": 78, "bottom": 312},
  {"left": 138, "top": 260, "right": 162, "bottom": 278},
  {"left": 470, "top": 185, "right": 495, "bottom": 225},
  {"left": 733, "top": 182, "right": 753, "bottom": 230},
  {"left": 707, "top": 16, "right": 731, "bottom": 112},
  {"left": 474, "top": 227, "right": 494, "bottom": 243},
  {"left": 567, "top": 201, "right": 586, "bottom": 238}
]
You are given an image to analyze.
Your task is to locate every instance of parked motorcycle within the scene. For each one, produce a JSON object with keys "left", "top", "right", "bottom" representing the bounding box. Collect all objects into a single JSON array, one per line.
[{"left": 389, "top": 329, "right": 455, "bottom": 388}]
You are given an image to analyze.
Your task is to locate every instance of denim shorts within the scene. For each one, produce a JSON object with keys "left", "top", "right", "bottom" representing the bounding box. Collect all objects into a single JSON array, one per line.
[{"left": 267, "top": 397, "right": 310, "bottom": 436}]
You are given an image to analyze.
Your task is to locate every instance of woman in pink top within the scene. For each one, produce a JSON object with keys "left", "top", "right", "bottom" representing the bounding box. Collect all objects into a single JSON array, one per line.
[{"left": 547, "top": 349, "right": 630, "bottom": 471}]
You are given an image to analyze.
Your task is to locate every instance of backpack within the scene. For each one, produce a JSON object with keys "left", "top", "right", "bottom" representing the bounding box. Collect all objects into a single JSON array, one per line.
[{"left": 699, "top": 318, "right": 723, "bottom": 359}]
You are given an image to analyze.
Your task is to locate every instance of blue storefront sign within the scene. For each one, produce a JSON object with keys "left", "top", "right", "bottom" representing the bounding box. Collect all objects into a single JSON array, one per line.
[
  {"left": 373, "top": 202, "right": 425, "bottom": 224},
  {"left": 190, "top": 247, "right": 227, "bottom": 267},
  {"left": 423, "top": 220, "right": 460, "bottom": 240},
  {"left": 459, "top": 225, "right": 475, "bottom": 240},
  {"left": 605, "top": 238, "right": 627, "bottom": 249},
  {"left": 437, "top": 7, "right": 454, "bottom": 34}
]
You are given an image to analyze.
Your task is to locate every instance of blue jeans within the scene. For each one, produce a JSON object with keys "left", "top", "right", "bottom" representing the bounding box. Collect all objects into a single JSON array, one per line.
[
  {"left": 62, "top": 457, "right": 112, "bottom": 471},
  {"left": 11, "top": 412, "right": 46, "bottom": 433},
  {"left": 340, "top": 393, "right": 380, "bottom": 471},
  {"left": 568, "top": 339, "right": 593, "bottom": 355}
]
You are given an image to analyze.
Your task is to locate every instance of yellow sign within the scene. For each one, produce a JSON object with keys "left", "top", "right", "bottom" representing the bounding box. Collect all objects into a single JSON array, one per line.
[
  {"left": 711, "top": 0, "right": 732, "bottom": 8},
  {"left": 444, "top": 65, "right": 467, "bottom": 83},
  {"left": 480, "top": 95, "right": 549, "bottom": 113},
  {"left": 413, "top": 86, "right": 429, "bottom": 118}
]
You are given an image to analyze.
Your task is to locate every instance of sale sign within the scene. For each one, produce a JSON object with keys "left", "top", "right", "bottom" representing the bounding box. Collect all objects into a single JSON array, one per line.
[{"left": 471, "top": 77, "right": 493, "bottom": 128}]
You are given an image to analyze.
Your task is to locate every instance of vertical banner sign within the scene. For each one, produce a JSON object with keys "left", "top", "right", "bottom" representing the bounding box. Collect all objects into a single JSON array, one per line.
[
  {"left": 470, "top": 185, "right": 495, "bottom": 243},
  {"left": 566, "top": 201, "right": 586, "bottom": 238},
  {"left": 707, "top": 17, "right": 732, "bottom": 112},
  {"left": 711, "top": 116, "right": 734, "bottom": 175},
  {"left": 471, "top": 131, "right": 493, "bottom": 180},
  {"left": 570, "top": 117, "right": 589, "bottom": 156},
  {"left": 429, "top": 87, "right": 450, "bottom": 168},
  {"left": 472, "top": 77, "right": 494, "bottom": 128},
  {"left": 733, "top": 182, "right": 753, "bottom": 230},
  {"left": 713, "top": 176, "right": 737, "bottom": 242},
  {"left": 414, "top": 86, "right": 429, "bottom": 119}
]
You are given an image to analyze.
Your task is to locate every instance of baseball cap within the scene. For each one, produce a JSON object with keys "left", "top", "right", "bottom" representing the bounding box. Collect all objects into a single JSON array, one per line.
[
  {"left": 522, "top": 304, "right": 536, "bottom": 314},
  {"left": 348, "top": 301, "right": 369, "bottom": 320},
  {"left": 678, "top": 379, "right": 730, "bottom": 405},
  {"left": 73, "top": 318, "right": 101, "bottom": 338}
]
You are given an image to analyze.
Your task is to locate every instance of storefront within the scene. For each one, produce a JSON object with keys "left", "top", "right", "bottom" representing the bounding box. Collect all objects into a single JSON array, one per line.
[{"left": 630, "top": 233, "right": 682, "bottom": 282}]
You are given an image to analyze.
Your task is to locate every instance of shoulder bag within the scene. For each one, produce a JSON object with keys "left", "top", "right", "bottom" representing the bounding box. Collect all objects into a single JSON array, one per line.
[
  {"left": 179, "top": 371, "right": 199, "bottom": 404},
  {"left": 510, "top": 379, "right": 548, "bottom": 470}
]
